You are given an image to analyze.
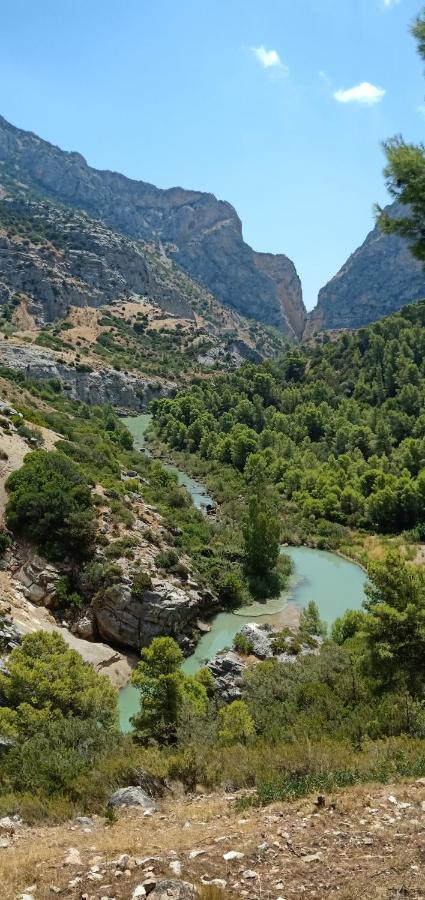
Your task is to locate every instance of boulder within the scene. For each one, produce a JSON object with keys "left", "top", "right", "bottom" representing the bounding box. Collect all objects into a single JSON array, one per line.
[
  {"left": 13, "top": 556, "right": 60, "bottom": 607},
  {"left": 107, "top": 786, "right": 157, "bottom": 810},
  {"left": 207, "top": 651, "right": 247, "bottom": 703},
  {"left": 94, "top": 578, "right": 211, "bottom": 650},
  {"left": 237, "top": 622, "right": 273, "bottom": 659},
  {"left": 149, "top": 882, "right": 198, "bottom": 900}
]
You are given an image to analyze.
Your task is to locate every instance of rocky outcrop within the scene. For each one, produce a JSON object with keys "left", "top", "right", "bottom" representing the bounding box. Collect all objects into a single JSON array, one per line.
[
  {"left": 12, "top": 554, "right": 60, "bottom": 606},
  {"left": 0, "top": 342, "right": 171, "bottom": 411},
  {"left": 238, "top": 622, "right": 273, "bottom": 659},
  {"left": 253, "top": 252, "right": 306, "bottom": 339},
  {"left": 93, "top": 577, "right": 215, "bottom": 652},
  {"left": 305, "top": 204, "right": 425, "bottom": 337},
  {"left": 0, "top": 197, "right": 196, "bottom": 324},
  {"left": 0, "top": 115, "right": 304, "bottom": 335},
  {"left": 207, "top": 651, "right": 247, "bottom": 703}
]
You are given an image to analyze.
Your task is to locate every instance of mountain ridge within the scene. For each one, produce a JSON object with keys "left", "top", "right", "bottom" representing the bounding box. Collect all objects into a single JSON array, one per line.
[
  {"left": 304, "top": 203, "right": 425, "bottom": 337},
  {"left": 0, "top": 114, "right": 306, "bottom": 339}
]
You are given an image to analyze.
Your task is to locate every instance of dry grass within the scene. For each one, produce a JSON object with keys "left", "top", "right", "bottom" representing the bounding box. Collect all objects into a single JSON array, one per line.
[{"left": 2, "top": 781, "right": 425, "bottom": 899}]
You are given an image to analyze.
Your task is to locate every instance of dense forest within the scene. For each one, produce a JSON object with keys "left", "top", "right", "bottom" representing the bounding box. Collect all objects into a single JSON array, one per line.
[{"left": 152, "top": 301, "right": 425, "bottom": 540}]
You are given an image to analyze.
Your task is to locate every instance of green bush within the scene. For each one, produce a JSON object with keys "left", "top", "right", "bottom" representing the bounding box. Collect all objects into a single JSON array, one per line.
[
  {"left": 131, "top": 569, "right": 153, "bottom": 600},
  {"left": 155, "top": 549, "right": 179, "bottom": 570},
  {"left": 5, "top": 450, "right": 97, "bottom": 561}
]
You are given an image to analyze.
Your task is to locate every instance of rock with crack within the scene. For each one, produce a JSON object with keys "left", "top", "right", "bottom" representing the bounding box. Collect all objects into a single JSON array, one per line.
[
  {"left": 93, "top": 577, "right": 214, "bottom": 650},
  {"left": 207, "top": 650, "right": 247, "bottom": 703},
  {"left": 0, "top": 342, "right": 172, "bottom": 412},
  {"left": 237, "top": 622, "right": 274, "bottom": 659},
  {"left": 13, "top": 554, "right": 60, "bottom": 606}
]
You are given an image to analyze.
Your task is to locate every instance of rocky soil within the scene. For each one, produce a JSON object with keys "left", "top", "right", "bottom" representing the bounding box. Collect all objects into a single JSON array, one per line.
[{"left": 3, "top": 781, "right": 425, "bottom": 899}]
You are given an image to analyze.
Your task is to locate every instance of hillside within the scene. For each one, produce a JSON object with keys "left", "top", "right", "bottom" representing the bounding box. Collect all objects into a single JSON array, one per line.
[
  {"left": 0, "top": 186, "right": 290, "bottom": 401},
  {"left": 0, "top": 115, "right": 306, "bottom": 338},
  {"left": 305, "top": 204, "right": 425, "bottom": 337},
  {"left": 3, "top": 781, "right": 425, "bottom": 899}
]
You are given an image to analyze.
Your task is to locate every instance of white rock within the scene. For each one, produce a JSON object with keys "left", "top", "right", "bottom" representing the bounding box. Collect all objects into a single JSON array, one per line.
[
  {"left": 64, "top": 847, "right": 82, "bottom": 865},
  {"left": 132, "top": 887, "right": 147, "bottom": 899},
  {"left": 169, "top": 860, "right": 182, "bottom": 876},
  {"left": 243, "top": 870, "right": 259, "bottom": 879},
  {"left": 387, "top": 795, "right": 398, "bottom": 805},
  {"left": 201, "top": 877, "right": 227, "bottom": 889},
  {"left": 188, "top": 849, "right": 207, "bottom": 859},
  {"left": 223, "top": 850, "right": 244, "bottom": 861}
]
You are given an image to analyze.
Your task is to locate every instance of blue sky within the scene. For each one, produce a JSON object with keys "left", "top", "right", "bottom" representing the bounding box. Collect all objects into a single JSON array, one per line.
[{"left": 0, "top": 0, "right": 424, "bottom": 309}]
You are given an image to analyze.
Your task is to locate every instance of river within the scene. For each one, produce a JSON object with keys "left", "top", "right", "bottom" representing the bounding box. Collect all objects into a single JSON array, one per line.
[{"left": 118, "top": 415, "right": 367, "bottom": 731}]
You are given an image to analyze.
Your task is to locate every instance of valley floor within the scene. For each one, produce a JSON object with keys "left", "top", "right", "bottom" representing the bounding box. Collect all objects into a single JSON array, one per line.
[{"left": 3, "top": 780, "right": 425, "bottom": 899}]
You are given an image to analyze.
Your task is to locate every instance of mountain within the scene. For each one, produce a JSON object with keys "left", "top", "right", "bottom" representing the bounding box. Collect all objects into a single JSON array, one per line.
[
  {"left": 305, "top": 204, "right": 425, "bottom": 338},
  {"left": 0, "top": 115, "right": 306, "bottom": 339}
]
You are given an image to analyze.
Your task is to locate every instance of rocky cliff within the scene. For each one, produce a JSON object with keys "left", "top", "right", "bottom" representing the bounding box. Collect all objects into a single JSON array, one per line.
[
  {"left": 305, "top": 204, "right": 425, "bottom": 337},
  {"left": 0, "top": 342, "right": 170, "bottom": 411},
  {"left": 0, "top": 115, "right": 305, "bottom": 336},
  {"left": 253, "top": 251, "right": 306, "bottom": 339}
]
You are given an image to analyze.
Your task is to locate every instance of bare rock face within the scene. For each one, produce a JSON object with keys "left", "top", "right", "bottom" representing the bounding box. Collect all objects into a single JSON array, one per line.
[
  {"left": 13, "top": 554, "right": 60, "bottom": 606},
  {"left": 305, "top": 204, "right": 425, "bottom": 337},
  {"left": 207, "top": 650, "right": 247, "bottom": 703},
  {"left": 0, "top": 115, "right": 304, "bottom": 335},
  {"left": 253, "top": 251, "right": 306, "bottom": 339},
  {"left": 0, "top": 342, "right": 171, "bottom": 411},
  {"left": 93, "top": 578, "right": 215, "bottom": 651}
]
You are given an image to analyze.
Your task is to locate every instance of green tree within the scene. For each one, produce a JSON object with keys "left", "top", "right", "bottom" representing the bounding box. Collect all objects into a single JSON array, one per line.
[
  {"left": 218, "top": 700, "right": 255, "bottom": 745},
  {"left": 243, "top": 494, "right": 280, "bottom": 578},
  {"left": 5, "top": 450, "right": 96, "bottom": 561},
  {"left": 0, "top": 632, "right": 118, "bottom": 730},
  {"left": 363, "top": 551, "right": 425, "bottom": 694},
  {"left": 300, "top": 600, "right": 327, "bottom": 638},
  {"left": 131, "top": 637, "right": 208, "bottom": 744},
  {"left": 377, "top": 10, "right": 425, "bottom": 261}
]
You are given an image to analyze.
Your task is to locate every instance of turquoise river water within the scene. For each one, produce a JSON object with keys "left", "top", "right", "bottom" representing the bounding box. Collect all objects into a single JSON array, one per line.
[{"left": 118, "top": 415, "right": 367, "bottom": 731}]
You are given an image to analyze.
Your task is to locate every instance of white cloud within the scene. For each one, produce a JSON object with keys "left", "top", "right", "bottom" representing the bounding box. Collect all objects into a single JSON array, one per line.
[
  {"left": 334, "top": 82, "right": 386, "bottom": 106},
  {"left": 419, "top": 105, "right": 425, "bottom": 117},
  {"left": 382, "top": 0, "right": 401, "bottom": 8},
  {"left": 252, "top": 45, "right": 286, "bottom": 70}
]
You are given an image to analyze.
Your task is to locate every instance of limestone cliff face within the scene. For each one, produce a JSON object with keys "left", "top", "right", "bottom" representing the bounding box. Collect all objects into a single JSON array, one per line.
[
  {"left": 0, "top": 115, "right": 304, "bottom": 335},
  {"left": 253, "top": 252, "right": 306, "bottom": 339},
  {"left": 305, "top": 205, "right": 425, "bottom": 338},
  {"left": 0, "top": 342, "right": 171, "bottom": 411}
]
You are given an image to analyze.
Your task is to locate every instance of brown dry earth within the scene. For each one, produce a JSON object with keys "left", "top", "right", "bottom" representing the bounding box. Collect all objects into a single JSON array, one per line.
[{"left": 2, "top": 782, "right": 425, "bottom": 900}]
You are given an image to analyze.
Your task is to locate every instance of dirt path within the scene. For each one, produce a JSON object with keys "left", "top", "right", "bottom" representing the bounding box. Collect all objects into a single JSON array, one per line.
[{"left": 2, "top": 781, "right": 425, "bottom": 899}]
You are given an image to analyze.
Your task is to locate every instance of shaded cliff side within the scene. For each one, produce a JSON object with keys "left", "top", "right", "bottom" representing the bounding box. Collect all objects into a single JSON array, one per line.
[{"left": 305, "top": 205, "right": 425, "bottom": 337}]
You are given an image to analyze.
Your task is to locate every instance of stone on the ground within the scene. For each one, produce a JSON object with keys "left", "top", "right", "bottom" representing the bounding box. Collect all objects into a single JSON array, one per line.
[
  {"left": 149, "top": 881, "right": 199, "bottom": 899},
  {"left": 107, "top": 786, "right": 157, "bottom": 810},
  {"left": 169, "top": 860, "right": 182, "bottom": 876},
  {"left": 223, "top": 850, "right": 245, "bottom": 861},
  {"left": 64, "top": 847, "right": 82, "bottom": 865}
]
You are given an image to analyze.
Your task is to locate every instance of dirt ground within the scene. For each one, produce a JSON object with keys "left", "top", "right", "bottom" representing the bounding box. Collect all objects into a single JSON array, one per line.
[{"left": 2, "top": 780, "right": 425, "bottom": 900}]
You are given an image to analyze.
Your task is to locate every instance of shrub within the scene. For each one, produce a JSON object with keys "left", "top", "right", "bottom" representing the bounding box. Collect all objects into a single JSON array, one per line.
[
  {"left": 131, "top": 570, "right": 153, "bottom": 600},
  {"left": 0, "top": 531, "right": 11, "bottom": 555},
  {"left": 5, "top": 451, "right": 97, "bottom": 561},
  {"left": 155, "top": 549, "right": 179, "bottom": 570},
  {"left": 233, "top": 633, "right": 254, "bottom": 655}
]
